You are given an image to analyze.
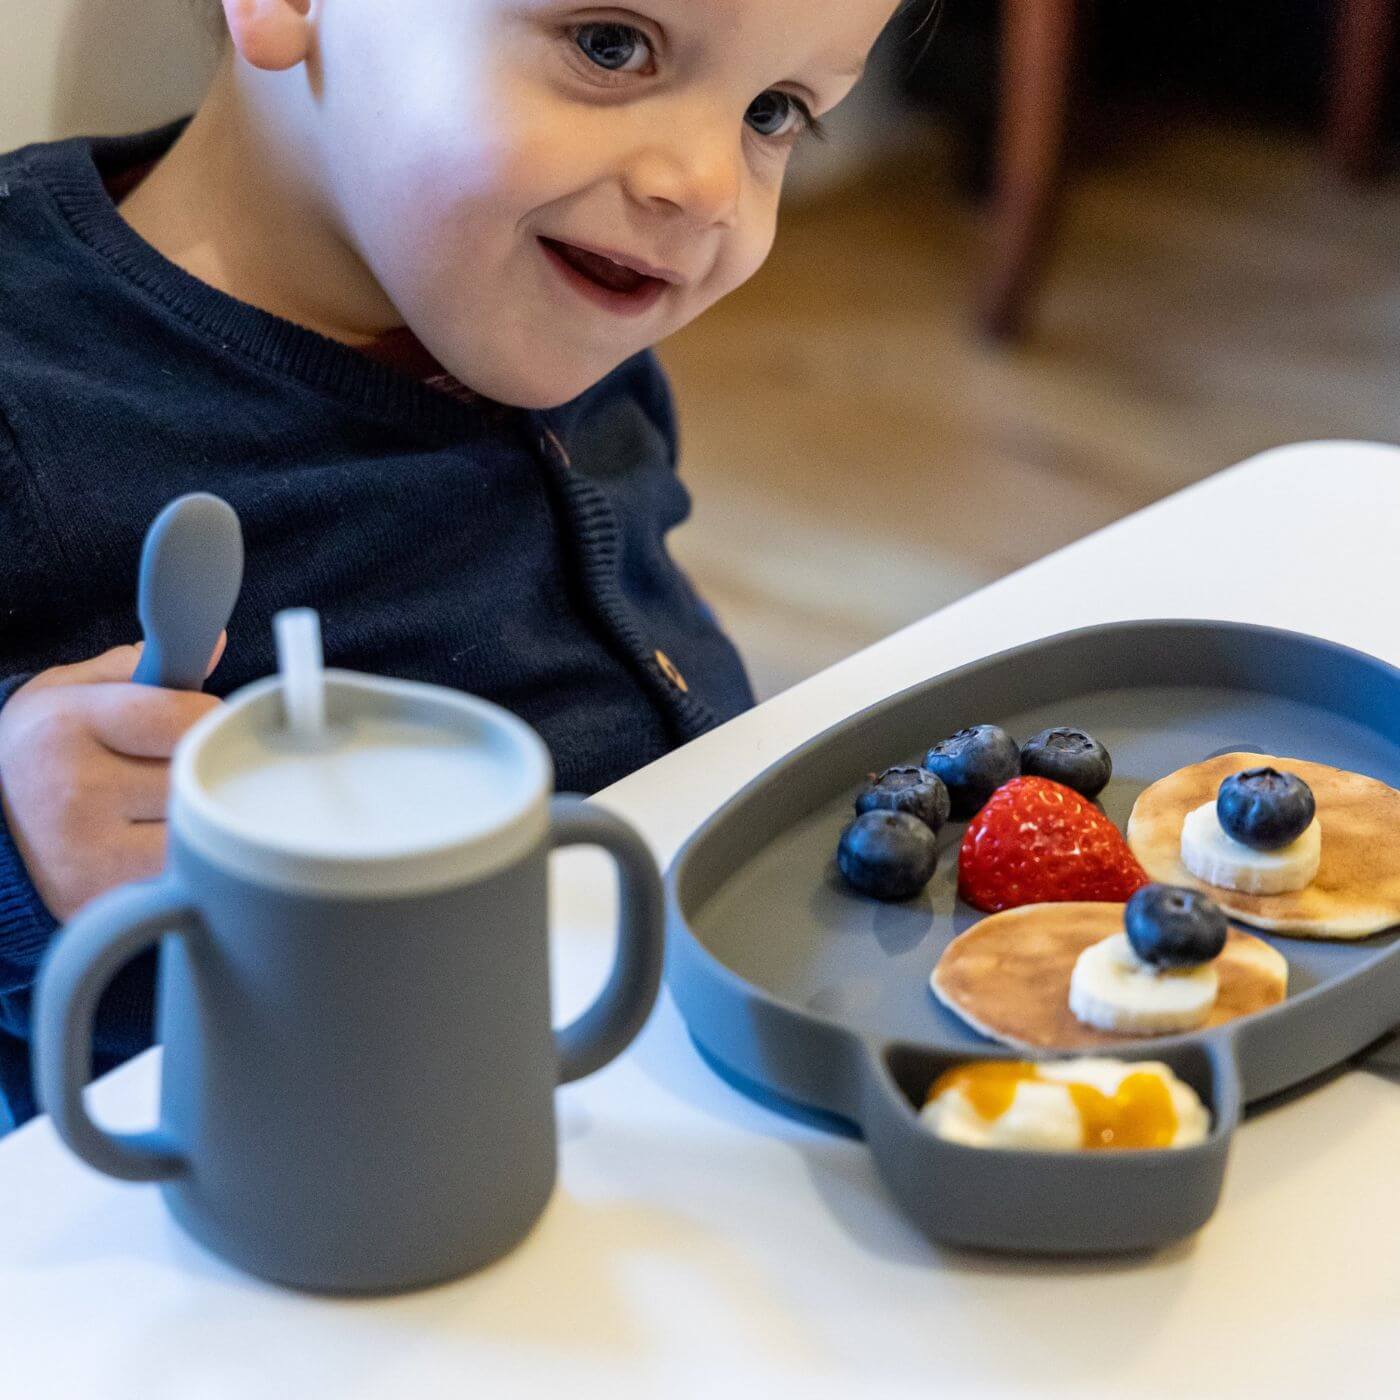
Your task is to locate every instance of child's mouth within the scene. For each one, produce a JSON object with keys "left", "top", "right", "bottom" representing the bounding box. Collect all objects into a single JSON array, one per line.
[{"left": 538, "top": 237, "right": 670, "bottom": 318}]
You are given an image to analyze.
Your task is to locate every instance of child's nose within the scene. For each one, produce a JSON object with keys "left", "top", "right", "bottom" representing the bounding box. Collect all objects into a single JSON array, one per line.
[{"left": 621, "top": 132, "right": 741, "bottom": 231}]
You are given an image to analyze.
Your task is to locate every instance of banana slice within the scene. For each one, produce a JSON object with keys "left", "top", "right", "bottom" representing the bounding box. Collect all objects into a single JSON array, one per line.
[
  {"left": 1068, "top": 933, "right": 1218, "bottom": 1035},
  {"left": 1180, "top": 801, "right": 1321, "bottom": 895}
]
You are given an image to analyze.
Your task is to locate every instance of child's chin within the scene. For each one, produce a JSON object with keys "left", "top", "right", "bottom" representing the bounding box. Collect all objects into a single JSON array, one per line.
[{"left": 469, "top": 357, "right": 634, "bottom": 411}]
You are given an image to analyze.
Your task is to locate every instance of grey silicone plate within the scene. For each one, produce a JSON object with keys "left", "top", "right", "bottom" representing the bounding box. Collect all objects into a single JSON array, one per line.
[{"left": 665, "top": 621, "right": 1400, "bottom": 1254}]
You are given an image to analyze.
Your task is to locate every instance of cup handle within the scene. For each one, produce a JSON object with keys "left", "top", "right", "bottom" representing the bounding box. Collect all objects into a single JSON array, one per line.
[
  {"left": 548, "top": 795, "right": 665, "bottom": 1085},
  {"left": 34, "top": 876, "right": 206, "bottom": 1181}
]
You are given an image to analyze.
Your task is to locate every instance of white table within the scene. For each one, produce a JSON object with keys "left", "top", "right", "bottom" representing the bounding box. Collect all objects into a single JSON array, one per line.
[{"left": 3, "top": 441, "right": 1399, "bottom": 1399}]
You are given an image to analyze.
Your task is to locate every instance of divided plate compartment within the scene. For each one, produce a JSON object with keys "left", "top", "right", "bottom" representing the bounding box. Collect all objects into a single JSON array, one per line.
[{"left": 665, "top": 621, "right": 1400, "bottom": 1254}]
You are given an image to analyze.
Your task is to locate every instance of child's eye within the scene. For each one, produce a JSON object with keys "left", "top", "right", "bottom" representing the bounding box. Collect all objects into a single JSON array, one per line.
[
  {"left": 573, "top": 21, "right": 653, "bottom": 73},
  {"left": 566, "top": 24, "right": 825, "bottom": 146},
  {"left": 745, "top": 91, "right": 817, "bottom": 143}
]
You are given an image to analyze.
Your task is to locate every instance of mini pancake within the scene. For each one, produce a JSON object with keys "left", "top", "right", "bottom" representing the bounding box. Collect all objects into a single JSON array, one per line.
[
  {"left": 1127, "top": 752, "right": 1400, "bottom": 940},
  {"left": 930, "top": 902, "right": 1287, "bottom": 1052}
]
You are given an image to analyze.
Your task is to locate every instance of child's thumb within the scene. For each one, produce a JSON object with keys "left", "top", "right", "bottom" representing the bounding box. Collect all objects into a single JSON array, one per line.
[
  {"left": 30, "top": 641, "right": 147, "bottom": 689},
  {"left": 33, "top": 632, "right": 226, "bottom": 691}
]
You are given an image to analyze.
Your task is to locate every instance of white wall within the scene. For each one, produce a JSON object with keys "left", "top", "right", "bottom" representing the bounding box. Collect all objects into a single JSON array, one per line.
[{"left": 0, "top": 0, "right": 217, "bottom": 151}]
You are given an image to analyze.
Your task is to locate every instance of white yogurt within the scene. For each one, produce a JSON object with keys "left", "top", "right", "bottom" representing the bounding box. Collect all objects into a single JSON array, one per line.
[{"left": 920, "top": 1057, "right": 1210, "bottom": 1151}]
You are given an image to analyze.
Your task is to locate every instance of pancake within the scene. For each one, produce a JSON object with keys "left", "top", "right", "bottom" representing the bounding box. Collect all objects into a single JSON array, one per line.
[
  {"left": 931, "top": 902, "right": 1287, "bottom": 1052},
  {"left": 1127, "top": 752, "right": 1400, "bottom": 939}
]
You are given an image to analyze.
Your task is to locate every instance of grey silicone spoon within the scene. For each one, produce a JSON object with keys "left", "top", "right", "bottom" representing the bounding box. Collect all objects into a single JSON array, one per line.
[{"left": 130, "top": 493, "right": 244, "bottom": 692}]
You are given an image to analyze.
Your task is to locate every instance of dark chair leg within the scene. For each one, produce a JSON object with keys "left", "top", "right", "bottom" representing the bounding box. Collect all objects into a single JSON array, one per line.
[
  {"left": 1327, "top": 0, "right": 1397, "bottom": 179},
  {"left": 977, "top": 0, "right": 1079, "bottom": 342}
]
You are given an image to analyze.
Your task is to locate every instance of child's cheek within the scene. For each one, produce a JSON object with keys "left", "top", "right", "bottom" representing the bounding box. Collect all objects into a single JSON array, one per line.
[
  {"left": 319, "top": 15, "right": 519, "bottom": 209},
  {"left": 322, "top": 91, "right": 523, "bottom": 307},
  {"left": 354, "top": 194, "right": 498, "bottom": 340},
  {"left": 709, "top": 198, "right": 780, "bottom": 302}
]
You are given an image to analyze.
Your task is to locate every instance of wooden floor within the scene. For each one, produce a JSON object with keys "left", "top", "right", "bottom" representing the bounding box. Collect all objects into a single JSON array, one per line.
[{"left": 657, "top": 119, "right": 1400, "bottom": 701}]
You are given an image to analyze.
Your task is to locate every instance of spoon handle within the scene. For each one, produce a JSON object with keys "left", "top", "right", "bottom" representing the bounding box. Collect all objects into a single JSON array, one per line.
[{"left": 131, "top": 494, "right": 244, "bottom": 691}]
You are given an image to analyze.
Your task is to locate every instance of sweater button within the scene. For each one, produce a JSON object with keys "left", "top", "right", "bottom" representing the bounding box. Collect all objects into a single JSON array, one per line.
[{"left": 654, "top": 649, "right": 689, "bottom": 693}]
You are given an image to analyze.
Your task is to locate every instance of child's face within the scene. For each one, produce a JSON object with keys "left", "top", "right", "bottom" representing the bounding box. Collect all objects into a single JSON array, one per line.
[{"left": 305, "top": 0, "right": 901, "bottom": 407}]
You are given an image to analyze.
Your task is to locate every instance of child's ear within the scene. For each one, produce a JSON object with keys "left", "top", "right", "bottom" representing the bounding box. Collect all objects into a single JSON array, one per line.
[{"left": 221, "top": 0, "right": 314, "bottom": 72}]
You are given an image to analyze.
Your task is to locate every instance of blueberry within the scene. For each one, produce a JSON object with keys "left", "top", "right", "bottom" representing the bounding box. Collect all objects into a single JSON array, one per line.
[
  {"left": 1019, "top": 726, "right": 1113, "bottom": 799},
  {"left": 837, "top": 811, "right": 939, "bottom": 901},
  {"left": 1216, "top": 767, "right": 1316, "bottom": 851},
  {"left": 855, "top": 765, "right": 951, "bottom": 833},
  {"left": 922, "top": 724, "right": 1020, "bottom": 819},
  {"left": 1124, "top": 884, "right": 1228, "bottom": 970}
]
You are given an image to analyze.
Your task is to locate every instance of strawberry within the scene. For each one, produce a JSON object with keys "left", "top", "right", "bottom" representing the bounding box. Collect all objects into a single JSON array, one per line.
[{"left": 957, "top": 776, "right": 1149, "bottom": 913}]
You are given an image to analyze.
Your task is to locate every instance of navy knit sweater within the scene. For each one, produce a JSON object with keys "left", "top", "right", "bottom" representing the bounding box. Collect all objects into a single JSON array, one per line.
[{"left": 0, "top": 121, "right": 754, "bottom": 1128}]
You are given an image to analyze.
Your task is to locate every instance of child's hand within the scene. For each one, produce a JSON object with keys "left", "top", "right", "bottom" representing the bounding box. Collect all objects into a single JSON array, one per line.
[{"left": 0, "top": 638, "right": 226, "bottom": 921}]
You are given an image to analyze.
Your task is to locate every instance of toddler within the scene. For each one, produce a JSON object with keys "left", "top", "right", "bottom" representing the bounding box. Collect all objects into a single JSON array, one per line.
[{"left": 0, "top": 0, "right": 906, "bottom": 1126}]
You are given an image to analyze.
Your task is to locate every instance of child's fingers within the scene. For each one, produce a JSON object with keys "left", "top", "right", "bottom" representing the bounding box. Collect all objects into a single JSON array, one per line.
[
  {"left": 114, "top": 821, "right": 168, "bottom": 887},
  {"left": 36, "top": 817, "right": 169, "bottom": 922},
  {"left": 111, "top": 754, "right": 176, "bottom": 822},
  {"left": 72, "top": 684, "right": 222, "bottom": 759},
  {"left": 206, "top": 630, "right": 228, "bottom": 677}
]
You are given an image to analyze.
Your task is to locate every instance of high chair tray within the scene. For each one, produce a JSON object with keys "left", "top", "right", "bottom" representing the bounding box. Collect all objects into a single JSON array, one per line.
[{"left": 664, "top": 620, "right": 1400, "bottom": 1254}]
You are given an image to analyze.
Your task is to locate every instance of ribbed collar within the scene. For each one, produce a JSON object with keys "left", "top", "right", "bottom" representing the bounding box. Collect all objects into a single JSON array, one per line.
[{"left": 22, "top": 118, "right": 528, "bottom": 445}]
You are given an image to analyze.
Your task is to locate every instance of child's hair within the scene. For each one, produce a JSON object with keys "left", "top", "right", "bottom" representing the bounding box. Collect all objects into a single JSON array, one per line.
[{"left": 902, "top": 0, "right": 945, "bottom": 62}]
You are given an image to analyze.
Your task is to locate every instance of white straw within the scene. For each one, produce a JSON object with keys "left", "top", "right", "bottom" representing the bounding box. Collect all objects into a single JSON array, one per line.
[{"left": 274, "top": 607, "right": 327, "bottom": 741}]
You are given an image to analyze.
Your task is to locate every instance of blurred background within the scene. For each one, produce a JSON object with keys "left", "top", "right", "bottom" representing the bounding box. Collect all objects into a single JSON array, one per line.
[
  {"left": 4, "top": 1, "right": 1398, "bottom": 705},
  {"left": 658, "top": 1, "right": 1400, "bottom": 699}
]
